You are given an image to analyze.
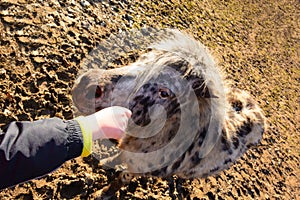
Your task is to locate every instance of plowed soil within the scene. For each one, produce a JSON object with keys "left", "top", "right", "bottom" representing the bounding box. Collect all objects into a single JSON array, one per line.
[{"left": 0, "top": 0, "right": 299, "bottom": 199}]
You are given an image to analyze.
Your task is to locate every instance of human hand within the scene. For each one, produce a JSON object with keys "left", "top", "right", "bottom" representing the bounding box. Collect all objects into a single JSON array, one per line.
[{"left": 83, "top": 106, "right": 132, "bottom": 141}]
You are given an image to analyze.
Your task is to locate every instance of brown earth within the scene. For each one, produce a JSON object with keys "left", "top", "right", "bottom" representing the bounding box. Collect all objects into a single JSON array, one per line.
[{"left": 0, "top": 0, "right": 299, "bottom": 199}]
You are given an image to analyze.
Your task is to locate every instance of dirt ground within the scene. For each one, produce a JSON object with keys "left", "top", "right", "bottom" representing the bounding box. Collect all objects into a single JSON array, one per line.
[{"left": 0, "top": 0, "right": 299, "bottom": 199}]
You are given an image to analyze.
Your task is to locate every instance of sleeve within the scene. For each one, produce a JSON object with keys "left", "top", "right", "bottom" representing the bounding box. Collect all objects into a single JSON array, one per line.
[{"left": 0, "top": 117, "right": 83, "bottom": 190}]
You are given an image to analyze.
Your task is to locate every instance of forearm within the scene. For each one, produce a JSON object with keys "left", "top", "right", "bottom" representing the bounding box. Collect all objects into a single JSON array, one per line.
[{"left": 0, "top": 118, "right": 83, "bottom": 189}]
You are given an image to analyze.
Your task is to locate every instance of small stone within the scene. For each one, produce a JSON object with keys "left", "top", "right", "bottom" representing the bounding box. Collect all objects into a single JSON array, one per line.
[
  {"left": 33, "top": 57, "right": 45, "bottom": 63},
  {"left": 70, "top": 0, "right": 76, "bottom": 6},
  {"left": 81, "top": 21, "right": 90, "bottom": 29},
  {"left": 125, "top": 14, "right": 134, "bottom": 21},
  {"left": 19, "top": 18, "right": 32, "bottom": 25},
  {"left": 0, "top": 10, "right": 9, "bottom": 16},
  {"left": 3, "top": 16, "right": 15, "bottom": 23},
  {"left": 31, "top": 50, "right": 39, "bottom": 56},
  {"left": 100, "top": 21, "right": 106, "bottom": 27},
  {"left": 0, "top": 68, "right": 6, "bottom": 75},
  {"left": 18, "top": 36, "right": 30, "bottom": 43},
  {"left": 15, "top": 30, "right": 24, "bottom": 36},
  {"left": 3, "top": 109, "right": 12, "bottom": 115},
  {"left": 80, "top": 0, "right": 90, "bottom": 7}
]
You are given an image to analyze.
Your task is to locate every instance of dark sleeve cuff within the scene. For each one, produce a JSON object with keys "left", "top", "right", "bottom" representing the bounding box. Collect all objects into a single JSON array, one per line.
[{"left": 65, "top": 120, "right": 84, "bottom": 161}]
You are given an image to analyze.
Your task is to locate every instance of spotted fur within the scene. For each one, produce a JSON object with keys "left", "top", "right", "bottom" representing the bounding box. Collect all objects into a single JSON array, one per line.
[{"left": 72, "top": 30, "right": 266, "bottom": 197}]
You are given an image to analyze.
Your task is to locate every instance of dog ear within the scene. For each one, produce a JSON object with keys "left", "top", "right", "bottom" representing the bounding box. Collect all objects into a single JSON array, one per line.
[
  {"left": 187, "top": 75, "right": 218, "bottom": 98},
  {"left": 164, "top": 58, "right": 218, "bottom": 98}
]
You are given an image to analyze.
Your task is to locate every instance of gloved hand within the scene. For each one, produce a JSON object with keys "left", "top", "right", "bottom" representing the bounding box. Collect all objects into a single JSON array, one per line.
[
  {"left": 78, "top": 106, "right": 132, "bottom": 141},
  {"left": 76, "top": 106, "right": 131, "bottom": 157},
  {"left": 90, "top": 106, "right": 132, "bottom": 140}
]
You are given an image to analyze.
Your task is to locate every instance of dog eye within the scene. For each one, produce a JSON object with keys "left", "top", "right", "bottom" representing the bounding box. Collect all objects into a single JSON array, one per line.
[{"left": 159, "top": 88, "right": 170, "bottom": 99}]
